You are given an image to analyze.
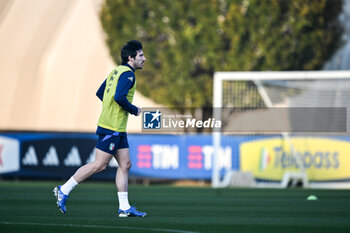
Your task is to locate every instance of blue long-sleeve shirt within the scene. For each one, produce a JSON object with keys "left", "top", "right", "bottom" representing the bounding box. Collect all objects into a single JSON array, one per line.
[
  {"left": 96, "top": 65, "right": 138, "bottom": 135},
  {"left": 96, "top": 65, "right": 138, "bottom": 115}
]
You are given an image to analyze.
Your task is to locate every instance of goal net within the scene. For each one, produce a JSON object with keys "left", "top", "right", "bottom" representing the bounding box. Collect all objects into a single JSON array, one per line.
[{"left": 212, "top": 71, "right": 350, "bottom": 188}]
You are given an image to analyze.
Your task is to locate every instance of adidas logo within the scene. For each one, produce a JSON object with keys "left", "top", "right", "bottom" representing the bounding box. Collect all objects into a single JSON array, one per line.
[
  {"left": 85, "top": 148, "right": 118, "bottom": 167},
  {"left": 42, "top": 146, "right": 59, "bottom": 166},
  {"left": 109, "top": 158, "right": 119, "bottom": 167},
  {"left": 64, "top": 146, "right": 82, "bottom": 166},
  {"left": 22, "top": 146, "right": 38, "bottom": 166}
]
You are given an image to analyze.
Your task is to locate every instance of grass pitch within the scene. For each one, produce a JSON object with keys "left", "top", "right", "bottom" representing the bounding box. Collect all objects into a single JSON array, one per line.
[{"left": 0, "top": 181, "right": 349, "bottom": 233}]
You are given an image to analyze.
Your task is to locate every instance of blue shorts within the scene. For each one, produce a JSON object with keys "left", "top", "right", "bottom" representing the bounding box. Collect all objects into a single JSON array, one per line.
[{"left": 96, "top": 134, "right": 129, "bottom": 155}]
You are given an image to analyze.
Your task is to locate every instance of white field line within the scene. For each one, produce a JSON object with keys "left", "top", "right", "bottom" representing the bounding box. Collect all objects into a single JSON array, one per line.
[{"left": 0, "top": 221, "right": 200, "bottom": 233}]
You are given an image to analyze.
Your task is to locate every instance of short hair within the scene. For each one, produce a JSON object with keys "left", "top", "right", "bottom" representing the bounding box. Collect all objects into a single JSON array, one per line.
[{"left": 121, "top": 40, "right": 143, "bottom": 65}]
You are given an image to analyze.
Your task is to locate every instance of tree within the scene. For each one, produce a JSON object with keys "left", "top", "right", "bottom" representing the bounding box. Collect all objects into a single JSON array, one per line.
[{"left": 100, "top": 0, "right": 343, "bottom": 109}]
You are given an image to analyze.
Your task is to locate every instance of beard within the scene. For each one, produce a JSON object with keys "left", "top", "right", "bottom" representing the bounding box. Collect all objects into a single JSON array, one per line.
[{"left": 135, "top": 61, "right": 144, "bottom": 69}]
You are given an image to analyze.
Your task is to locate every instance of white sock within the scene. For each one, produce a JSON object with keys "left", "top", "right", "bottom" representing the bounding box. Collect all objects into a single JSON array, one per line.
[
  {"left": 60, "top": 177, "right": 78, "bottom": 195},
  {"left": 118, "top": 192, "right": 131, "bottom": 210}
]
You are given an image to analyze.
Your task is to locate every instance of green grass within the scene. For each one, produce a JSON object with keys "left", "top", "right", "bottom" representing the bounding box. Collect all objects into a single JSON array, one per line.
[{"left": 0, "top": 181, "right": 349, "bottom": 233}]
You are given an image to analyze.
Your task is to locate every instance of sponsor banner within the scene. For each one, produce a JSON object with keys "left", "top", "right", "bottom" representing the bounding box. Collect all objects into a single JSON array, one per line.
[
  {"left": 1, "top": 132, "right": 350, "bottom": 181},
  {"left": 0, "top": 132, "right": 105, "bottom": 179},
  {"left": 0, "top": 132, "right": 237, "bottom": 180},
  {"left": 0, "top": 136, "right": 20, "bottom": 174},
  {"left": 240, "top": 137, "right": 350, "bottom": 181},
  {"left": 19, "top": 137, "right": 106, "bottom": 179},
  {"left": 129, "top": 135, "right": 236, "bottom": 179}
]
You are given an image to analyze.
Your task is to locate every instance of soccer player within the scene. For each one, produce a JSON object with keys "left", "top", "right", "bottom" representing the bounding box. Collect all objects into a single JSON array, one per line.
[{"left": 54, "top": 40, "right": 147, "bottom": 217}]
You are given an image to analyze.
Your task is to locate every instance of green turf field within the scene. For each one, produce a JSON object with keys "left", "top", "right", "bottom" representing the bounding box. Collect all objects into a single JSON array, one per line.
[{"left": 0, "top": 181, "right": 349, "bottom": 233}]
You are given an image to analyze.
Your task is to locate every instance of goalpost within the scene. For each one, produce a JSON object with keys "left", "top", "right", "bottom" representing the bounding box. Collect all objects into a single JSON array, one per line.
[{"left": 212, "top": 71, "right": 350, "bottom": 188}]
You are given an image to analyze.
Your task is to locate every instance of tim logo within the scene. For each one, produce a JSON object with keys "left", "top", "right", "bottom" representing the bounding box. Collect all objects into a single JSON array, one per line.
[{"left": 143, "top": 110, "right": 161, "bottom": 129}]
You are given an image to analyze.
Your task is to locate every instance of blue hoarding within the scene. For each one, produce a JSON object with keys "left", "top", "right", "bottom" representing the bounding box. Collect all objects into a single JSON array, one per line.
[{"left": 0, "top": 132, "right": 241, "bottom": 180}]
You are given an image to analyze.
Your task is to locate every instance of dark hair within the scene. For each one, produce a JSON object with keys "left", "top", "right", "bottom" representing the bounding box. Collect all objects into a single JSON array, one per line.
[{"left": 121, "top": 40, "right": 143, "bottom": 65}]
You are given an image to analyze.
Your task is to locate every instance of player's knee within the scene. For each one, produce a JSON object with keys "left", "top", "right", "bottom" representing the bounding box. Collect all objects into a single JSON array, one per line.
[
  {"left": 93, "top": 161, "right": 108, "bottom": 173},
  {"left": 120, "top": 160, "right": 132, "bottom": 171},
  {"left": 100, "top": 163, "right": 108, "bottom": 172}
]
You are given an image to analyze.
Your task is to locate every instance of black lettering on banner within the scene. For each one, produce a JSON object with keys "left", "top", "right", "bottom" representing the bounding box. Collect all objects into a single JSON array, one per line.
[
  {"left": 324, "top": 152, "right": 331, "bottom": 169},
  {"left": 314, "top": 152, "right": 323, "bottom": 168},
  {"left": 333, "top": 152, "right": 340, "bottom": 169}
]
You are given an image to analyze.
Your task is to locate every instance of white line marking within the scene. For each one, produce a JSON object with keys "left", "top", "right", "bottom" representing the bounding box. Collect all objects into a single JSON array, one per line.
[{"left": 0, "top": 221, "right": 200, "bottom": 233}]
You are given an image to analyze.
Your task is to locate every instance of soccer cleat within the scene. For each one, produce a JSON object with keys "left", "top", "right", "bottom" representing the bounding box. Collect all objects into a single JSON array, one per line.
[
  {"left": 53, "top": 185, "right": 69, "bottom": 214},
  {"left": 118, "top": 206, "right": 147, "bottom": 217}
]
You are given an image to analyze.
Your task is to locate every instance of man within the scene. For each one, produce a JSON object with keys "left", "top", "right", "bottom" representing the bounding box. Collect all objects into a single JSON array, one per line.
[{"left": 54, "top": 40, "right": 147, "bottom": 217}]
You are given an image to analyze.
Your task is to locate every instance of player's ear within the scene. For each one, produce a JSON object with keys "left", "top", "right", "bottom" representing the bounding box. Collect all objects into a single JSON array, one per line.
[{"left": 128, "top": 55, "right": 134, "bottom": 62}]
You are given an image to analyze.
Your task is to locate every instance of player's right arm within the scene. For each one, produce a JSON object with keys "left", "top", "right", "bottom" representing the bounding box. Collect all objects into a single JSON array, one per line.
[
  {"left": 114, "top": 72, "right": 140, "bottom": 115},
  {"left": 96, "top": 79, "right": 106, "bottom": 101}
]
